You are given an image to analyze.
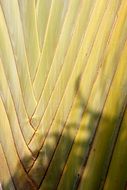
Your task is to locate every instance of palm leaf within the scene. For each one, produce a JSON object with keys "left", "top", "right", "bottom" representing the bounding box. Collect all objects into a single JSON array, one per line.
[{"left": 0, "top": 0, "right": 127, "bottom": 189}]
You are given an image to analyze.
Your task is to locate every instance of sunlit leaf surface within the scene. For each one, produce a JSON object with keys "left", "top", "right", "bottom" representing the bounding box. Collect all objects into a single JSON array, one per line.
[{"left": 0, "top": 0, "right": 127, "bottom": 189}]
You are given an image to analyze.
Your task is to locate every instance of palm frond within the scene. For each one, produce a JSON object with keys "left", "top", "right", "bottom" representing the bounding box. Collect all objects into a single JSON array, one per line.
[{"left": 0, "top": 0, "right": 127, "bottom": 189}]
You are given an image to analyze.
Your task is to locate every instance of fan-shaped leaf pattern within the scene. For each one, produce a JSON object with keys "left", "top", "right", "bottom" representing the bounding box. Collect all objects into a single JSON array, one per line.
[{"left": 0, "top": 0, "right": 127, "bottom": 190}]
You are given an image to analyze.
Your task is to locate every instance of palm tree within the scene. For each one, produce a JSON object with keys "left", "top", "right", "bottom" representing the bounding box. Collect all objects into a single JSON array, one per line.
[{"left": 0, "top": 0, "right": 127, "bottom": 189}]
